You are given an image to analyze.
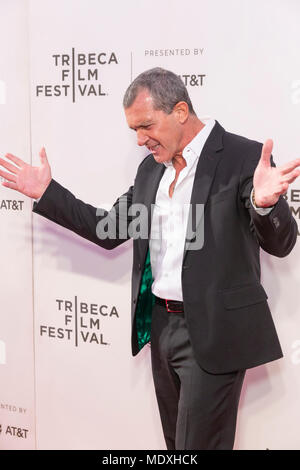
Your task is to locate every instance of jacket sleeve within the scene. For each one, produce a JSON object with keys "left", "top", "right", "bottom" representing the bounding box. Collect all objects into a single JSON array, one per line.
[
  {"left": 32, "top": 179, "right": 133, "bottom": 250},
  {"left": 239, "top": 151, "right": 298, "bottom": 258}
]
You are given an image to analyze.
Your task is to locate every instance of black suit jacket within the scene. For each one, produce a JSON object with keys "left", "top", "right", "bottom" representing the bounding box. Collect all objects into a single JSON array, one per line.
[{"left": 33, "top": 121, "right": 298, "bottom": 373}]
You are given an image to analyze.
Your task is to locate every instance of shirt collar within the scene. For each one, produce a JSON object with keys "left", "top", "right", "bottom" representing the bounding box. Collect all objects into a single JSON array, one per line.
[{"left": 163, "top": 117, "right": 216, "bottom": 168}]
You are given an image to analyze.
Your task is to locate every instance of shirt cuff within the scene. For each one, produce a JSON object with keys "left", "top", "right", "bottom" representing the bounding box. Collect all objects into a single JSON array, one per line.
[{"left": 250, "top": 188, "right": 274, "bottom": 216}]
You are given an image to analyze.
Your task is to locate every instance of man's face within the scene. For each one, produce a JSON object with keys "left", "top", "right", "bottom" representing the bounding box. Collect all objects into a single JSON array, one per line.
[{"left": 124, "top": 90, "right": 183, "bottom": 164}]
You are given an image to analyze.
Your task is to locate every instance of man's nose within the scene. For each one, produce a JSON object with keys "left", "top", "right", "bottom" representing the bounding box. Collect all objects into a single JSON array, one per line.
[{"left": 137, "top": 130, "right": 148, "bottom": 147}]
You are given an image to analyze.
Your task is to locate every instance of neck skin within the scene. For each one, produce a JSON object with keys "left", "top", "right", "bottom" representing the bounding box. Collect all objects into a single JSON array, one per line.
[{"left": 172, "top": 116, "right": 205, "bottom": 174}]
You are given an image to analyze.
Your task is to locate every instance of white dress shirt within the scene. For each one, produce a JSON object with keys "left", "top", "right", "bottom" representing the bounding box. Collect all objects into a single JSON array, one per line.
[{"left": 149, "top": 118, "right": 216, "bottom": 301}]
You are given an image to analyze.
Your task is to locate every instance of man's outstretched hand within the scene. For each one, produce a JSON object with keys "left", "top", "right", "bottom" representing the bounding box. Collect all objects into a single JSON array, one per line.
[
  {"left": 0, "top": 147, "right": 52, "bottom": 199},
  {"left": 253, "top": 139, "right": 300, "bottom": 208}
]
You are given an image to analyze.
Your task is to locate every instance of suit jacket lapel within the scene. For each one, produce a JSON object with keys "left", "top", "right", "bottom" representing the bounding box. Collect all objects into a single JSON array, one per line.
[
  {"left": 134, "top": 159, "right": 165, "bottom": 263},
  {"left": 183, "top": 121, "right": 225, "bottom": 259}
]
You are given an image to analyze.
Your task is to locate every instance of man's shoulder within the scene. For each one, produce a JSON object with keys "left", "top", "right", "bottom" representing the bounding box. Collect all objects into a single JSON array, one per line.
[
  {"left": 221, "top": 124, "right": 263, "bottom": 159},
  {"left": 135, "top": 153, "right": 161, "bottom": 175}
]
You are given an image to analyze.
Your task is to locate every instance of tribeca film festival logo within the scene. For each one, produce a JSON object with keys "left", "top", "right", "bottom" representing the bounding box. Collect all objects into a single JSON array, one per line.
[
  {"left": 40, "top": 296, "right": 119, "bottom": 347},
  {"left": 144, "top": 48, "right": 206, "bottom": 88},
  {"left": 35, "top": 49, "right": 118, "bottom": 102}
]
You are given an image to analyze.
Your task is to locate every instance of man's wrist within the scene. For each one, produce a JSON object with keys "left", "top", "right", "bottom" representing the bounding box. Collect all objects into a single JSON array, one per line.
[
  {"left": 250, "top": 188, "right": 274, "bottom": 215},
  {"left": 35, "top": 179, "right": 53, "bottom": 204}
]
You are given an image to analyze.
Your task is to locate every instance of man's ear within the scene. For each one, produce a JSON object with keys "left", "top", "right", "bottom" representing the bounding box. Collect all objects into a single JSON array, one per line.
[{"left": 173, "top": 101, "right": 189, "bottom": 124}]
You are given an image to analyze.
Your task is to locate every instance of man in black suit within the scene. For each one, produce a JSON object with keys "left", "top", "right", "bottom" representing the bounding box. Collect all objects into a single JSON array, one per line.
[{"left": 0, "top": 68, "right": 299, "bottom": 450}]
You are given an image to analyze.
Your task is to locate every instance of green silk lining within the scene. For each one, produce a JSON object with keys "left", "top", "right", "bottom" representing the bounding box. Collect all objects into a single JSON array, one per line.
[{"left": 135, "top": 249, "right": 155, "bottom": 351}]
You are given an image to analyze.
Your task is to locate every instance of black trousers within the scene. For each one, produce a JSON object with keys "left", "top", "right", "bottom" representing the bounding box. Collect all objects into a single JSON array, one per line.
[{"left": 150, "top": 302, "right": 246, "bottom": 450}]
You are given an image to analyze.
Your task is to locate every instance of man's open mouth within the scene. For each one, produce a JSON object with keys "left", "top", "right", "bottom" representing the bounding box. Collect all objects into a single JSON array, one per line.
[{"left": 149, "top": 144, "right": 160, "bottom": 153}]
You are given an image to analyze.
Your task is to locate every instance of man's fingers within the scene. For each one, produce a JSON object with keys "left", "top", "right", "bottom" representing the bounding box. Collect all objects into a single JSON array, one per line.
[
  {"left": 274, "top": 182, "right": 289, "bottom": 197},
  {"left": 260, "top": 139, "right": 274, "bottom": 166},
  {"left": 39, "top": 147, "right": 48, "bottom": 165},
  {"left": 1, "top": 180, "right": 17, "bottom": 190},
  {"left": 280, "top": 158, "right": 300, "bottom": 175},
  {"left": 282, "top": 169, "right": 300, "bottom": 184},
  {"left": 0, "top": 156, "right": 20, "bottom": 174},
  {"left": 5, "top": 153, "right": 25, "bottom": 168},
  {"left": 0, "top": 169, "right": 17, "bottom": 183}
]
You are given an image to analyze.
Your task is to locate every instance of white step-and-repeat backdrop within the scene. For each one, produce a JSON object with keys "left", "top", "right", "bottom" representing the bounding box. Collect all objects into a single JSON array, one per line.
[{"left": 0, "top": 0, "right": 299, "bottom": 450}]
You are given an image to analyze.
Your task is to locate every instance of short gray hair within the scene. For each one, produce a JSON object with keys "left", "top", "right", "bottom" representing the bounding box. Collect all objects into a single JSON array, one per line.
[{"left": 123, "top": 67, "right": 196, "bottom": 115}]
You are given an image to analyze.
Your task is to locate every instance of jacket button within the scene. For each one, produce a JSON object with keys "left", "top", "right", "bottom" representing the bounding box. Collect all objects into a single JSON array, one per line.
[
  {"left": 272, "top": 216, "right": 280, "bottom": 229},
  {"left": 133, "top": 298, "right": 136, "bottom": 304},
  {"left": 138, "top": 263, "right": 141, "bottom": 270}
]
